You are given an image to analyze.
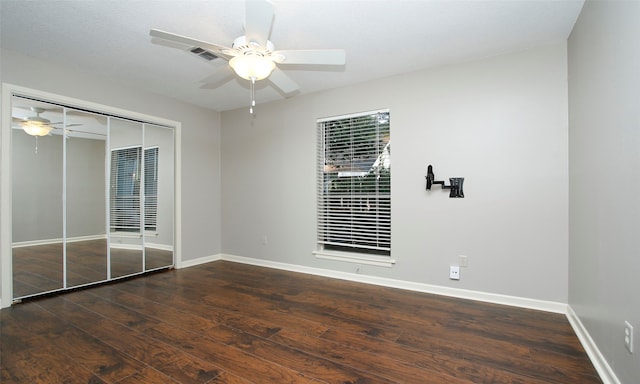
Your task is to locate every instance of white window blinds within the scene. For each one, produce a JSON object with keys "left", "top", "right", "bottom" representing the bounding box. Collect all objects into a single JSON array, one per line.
[
  {"left": 317, "top": 110, "right": 391, "bottom": 255},
  {"left": 110, "top": 146, "right": 141, "bottom": 232},
  {"left": 110, "top": 146, "right": 158, "bottom": 233},
  {"left": 144, "top": 147, "right": 159, "bottom": 231}
]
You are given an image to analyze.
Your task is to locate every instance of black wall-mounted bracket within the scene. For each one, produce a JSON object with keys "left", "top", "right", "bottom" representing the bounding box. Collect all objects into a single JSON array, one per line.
[{"left": 425, "top": 164, "right": 464, "bottom": 198}]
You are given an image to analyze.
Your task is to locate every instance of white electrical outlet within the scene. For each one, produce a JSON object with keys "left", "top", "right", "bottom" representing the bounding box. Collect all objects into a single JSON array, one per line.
[
  {"left": 449, "top": 266, "right": 460, "bottom": 280},
  {"left": 459, "top": 255, "right": 468, "bottom": 267},
  {"left": 624, "top": 321, "right": 634, "bottom": 353}
]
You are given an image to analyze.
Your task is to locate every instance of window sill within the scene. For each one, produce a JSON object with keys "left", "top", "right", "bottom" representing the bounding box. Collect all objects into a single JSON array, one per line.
[{"left": 313, "top": 250, "right": 396, "bottom": 268}]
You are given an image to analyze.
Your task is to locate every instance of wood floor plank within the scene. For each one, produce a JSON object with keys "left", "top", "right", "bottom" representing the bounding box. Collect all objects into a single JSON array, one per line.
[
  {"left": 226, "top": 330, "right": 401, "bottom": 384},
  {"left": 90, "top": 279, "right": 287, "bottom": 340},
  {"left": 314, "top": 327, "right": 541, "bottom": 384},
  {"left": 1, "top": 260, "right": 602, "bottom": 384},
  {"left": 49, "top": 326, "right": 145, "bottom": 383},
  {"left": 395, "top": 326, "right": 601, "bottom": 384},
  {"left": 205, "top": 371, "right": 255, "bottom": 384},
  {"left": 1, "top": 344, "right": 107, "bottom": 384},
  {"left": 37, "top": 296, "right": 223, "bottom": 383},
  {"left": 0, "top": 301, "right": 128, "bottom": 383},
  {"left": 529, "top": 347, "right": 602, "bottom": 379},
  {"left": 272, "top": 328, "right": 481, "bottom": 384},
  {"left": 91, "top": 288, "right": 220, "bottom": 332},
  {"left": 143, "top": 321, "right": 311, "bottom": 383},
  {"left": 112, "top": 272, "right": 329, "bottom": 339},
  {"left": 113, "top": 366, "right": 180, "bottom": 384},
  {"left": 200, "top": 288, "right": 404, "bottom": 342}
]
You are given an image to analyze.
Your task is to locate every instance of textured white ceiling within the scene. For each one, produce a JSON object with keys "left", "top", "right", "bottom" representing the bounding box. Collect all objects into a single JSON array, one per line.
[{"left": 0, "top": 0, "right": 584, "bottom": 112}]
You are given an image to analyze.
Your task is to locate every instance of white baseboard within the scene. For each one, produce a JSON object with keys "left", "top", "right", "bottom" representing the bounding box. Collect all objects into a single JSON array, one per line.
[
  {"left": 566, "top": 306, "right": 621, "bottom": 384},
  {"left": 67, "top": 234, "right": 108, "bottom": 243},
  {"left": 178, "top": 253, "right": 565, "bottom": 314},
  {"left": 145, "top": 243, "right": 173, "bottom": 252},
  {"left": 110, "top": 244, "right": 143, "bottom": 251},
  {"left": 176, "top": 253, "right": 222, "bottom": 269}
]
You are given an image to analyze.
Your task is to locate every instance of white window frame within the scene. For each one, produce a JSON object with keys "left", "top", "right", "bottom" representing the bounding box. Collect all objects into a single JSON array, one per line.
[{"left": 314, "top": 109, "right": 395, "bottom": 267}]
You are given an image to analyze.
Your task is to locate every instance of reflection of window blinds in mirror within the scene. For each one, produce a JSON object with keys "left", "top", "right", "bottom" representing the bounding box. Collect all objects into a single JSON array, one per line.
[
  {"left": 111, "top": 146, "right": 141, "bottom": 232},
  {"left": 110, "top": 146, "right": 159, "bottom": 233},
  {"left": 144, "top": 147, "right": 159, "bottom": 231}
]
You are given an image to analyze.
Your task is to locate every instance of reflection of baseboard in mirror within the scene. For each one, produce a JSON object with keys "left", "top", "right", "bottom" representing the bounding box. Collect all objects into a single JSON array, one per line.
[
  {"left": 12, "top": 234, "right": 107, "bottom": 248},
  {"left": 2, "top": 86, "right": 178, "bottom": 306}
]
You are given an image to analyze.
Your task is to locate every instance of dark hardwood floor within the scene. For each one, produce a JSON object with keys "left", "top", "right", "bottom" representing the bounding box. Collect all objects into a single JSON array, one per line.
[
  {"left": 1, "top": 261, "right": 602, "bottom": 383},
  {"left": 12, "top": 239, "right": 173, "bottom": 298}
]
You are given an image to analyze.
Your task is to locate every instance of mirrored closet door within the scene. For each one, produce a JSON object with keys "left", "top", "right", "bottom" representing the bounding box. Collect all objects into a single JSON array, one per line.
[
  {"left": 10, "top": 94, "right": 175, "bottom": 301},
  {"left": 65, "top": 108, "right": 108, "bottom": 289},
  {"left": 11, "top": 98, "right": 65, "bottom": 297}
]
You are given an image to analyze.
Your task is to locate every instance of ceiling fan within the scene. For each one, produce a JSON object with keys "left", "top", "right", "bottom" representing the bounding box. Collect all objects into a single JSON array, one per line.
[
  {"left": 13, "top": 107, "right": 61, "bottom": 136},
  {"left": 150, "top": 0, "right": 346, "bottom": 113},
  {"left": 13, "top": 107, "right": 82, "bottom": 137}
]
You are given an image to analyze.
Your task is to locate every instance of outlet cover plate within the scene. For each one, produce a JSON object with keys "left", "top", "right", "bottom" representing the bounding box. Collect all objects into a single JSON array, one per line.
[
  {"left": 625, "top": 321, "right": 634, "bottom": 353},
  {"left": 459, "top": 255, "right": 468, "bottom": 267},
  {"left": 450, "top": 266, "right": 460, "bottom": 280}
]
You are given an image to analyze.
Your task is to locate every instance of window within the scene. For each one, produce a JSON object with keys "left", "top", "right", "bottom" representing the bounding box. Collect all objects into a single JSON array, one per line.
[
  {"left": 317, "top": 110, "right": 391, "bottom": 257},
  {"left": 110, "top": 146, "right": 159, "bottom": 232}
]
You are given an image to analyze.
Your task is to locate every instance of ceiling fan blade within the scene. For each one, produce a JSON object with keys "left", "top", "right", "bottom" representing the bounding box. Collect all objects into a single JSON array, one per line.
[
  {"left": 16, "top": 105, "right": 60, "bottom": 112},
  {"left": 272, "top": 49, "right": 346, "bottom": 65},
  {"left": 150, "top": 29, "right": 235, "bottom": 60},
  {"left": 65, "top": 128, "right": 106, "bottom": 137},
  {"left": 47, "top": 121, "right": 83, "bottom": 127},
  {"left": 12, "top": 116, "right": 53, "bottom": 126},
  {"left": 268, "top": 67, "right": 299, "bottom": 94},
  {"left": 151, "top": 37, "right": 195, "bottom": 51},
  {"left": 245, "top": 0, "right": 274, "bottom": 47},
  {"left": 200, "top": 66, "right": 235, "bottom": 89}
]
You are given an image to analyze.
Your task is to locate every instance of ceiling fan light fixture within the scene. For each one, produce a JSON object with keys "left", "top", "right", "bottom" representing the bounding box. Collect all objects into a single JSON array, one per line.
[
  {"left": 229, "top": 54, "right": 275, "bottom": 80},
  {"left": 21, "top": 120, "right": 53, "bottom": 136}
]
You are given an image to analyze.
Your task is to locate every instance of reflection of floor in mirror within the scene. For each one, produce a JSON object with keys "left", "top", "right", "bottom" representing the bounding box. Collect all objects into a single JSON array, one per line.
[{"left": 12, "top": 239, "right": 173, "bottom": 299}]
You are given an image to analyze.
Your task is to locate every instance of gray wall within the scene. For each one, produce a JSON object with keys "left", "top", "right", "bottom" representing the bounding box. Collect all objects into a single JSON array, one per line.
[
  {"left": 568, "top": 1, "right": 640, "bottom": 382},
  {"left": 66, "top": 136, "right": 107, "bottom": 239},
  {"left": 144, "top": 124, "right": 175, "bottom": 249},
  {"left": 11, "top": 129, "right": 65, "bottom": 242},
  {"left": 12, "top": 129, "right": 106, "bottom": 243},
  {"left": 1, "top": 49, "right": 222, "bottom": 273},
  {"left": 221, "top": 43, "right": 569, "bottom": 303}
]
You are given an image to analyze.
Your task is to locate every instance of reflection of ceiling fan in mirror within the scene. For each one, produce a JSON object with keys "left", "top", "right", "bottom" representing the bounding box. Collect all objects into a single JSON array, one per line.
[
  {"left": 150, "top": 0, "right": 346, "bottom": 113},
  {"left": 16, "top": 107, "right": 56, "bottom": 136},
  {"left": 13, "top": 107, "right": 82, "bottom": 137}
]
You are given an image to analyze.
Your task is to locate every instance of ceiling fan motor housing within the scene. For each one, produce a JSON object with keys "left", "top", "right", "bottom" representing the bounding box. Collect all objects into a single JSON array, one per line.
[{"left": 232, "top": 36, "right": 274, "bottom": 57}]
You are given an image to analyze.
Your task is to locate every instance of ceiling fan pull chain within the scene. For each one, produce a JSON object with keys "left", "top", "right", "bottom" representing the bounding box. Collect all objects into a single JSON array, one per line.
[{"left": 249, "top": 77, "right": 256, "bottom": 114}]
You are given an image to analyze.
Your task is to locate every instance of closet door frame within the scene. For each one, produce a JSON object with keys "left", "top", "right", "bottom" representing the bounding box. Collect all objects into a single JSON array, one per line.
[{"left": 1, "top": 84, "right": 182, "bottom": 307}]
